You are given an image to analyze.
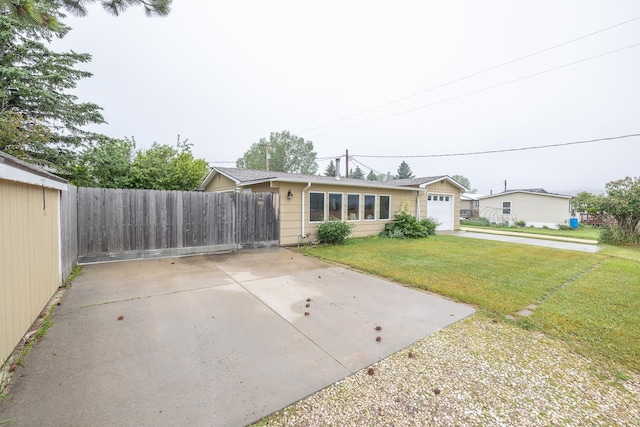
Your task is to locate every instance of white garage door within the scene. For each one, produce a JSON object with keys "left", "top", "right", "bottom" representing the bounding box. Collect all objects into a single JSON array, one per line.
[{"left": 427, "top": 194, "right": 454, "bottom": 231}]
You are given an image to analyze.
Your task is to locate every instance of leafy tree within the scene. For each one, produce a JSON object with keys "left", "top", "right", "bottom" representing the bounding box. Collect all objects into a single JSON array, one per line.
[
  {"left": 73, "top": 135, "right": 208, "bottom": 190},
  {"left": 236, "top": 130, "right": 318, "bottom": 174},
  {"left": 128, "top": 137, "right": 208, "bottom": 190},
  {"left": 366, "top": 170, "right": 378, "bottom": 181},
  {"left": 324, "top": 160, "right": 337, "bottom": 177},
  {"left": 573, "top": 176, "right": 640, "bottom": 245},
  {"left": 396, "top": 161, "right": 414, "bottom": 179},
  {"left": 452, "top": 174, "right": 476, "bottom": 193},
  {"left": 349, "top": 166, "right": 365, "bottom": 180},
  {"left": 1, "top": 5, "right": 104, "bottom": 177},
  {"left": 0, "top": 111, "right": 51, "bottom": 159},
  {"left": 73, "top": 136, "right": 134, "bottom": 188}
]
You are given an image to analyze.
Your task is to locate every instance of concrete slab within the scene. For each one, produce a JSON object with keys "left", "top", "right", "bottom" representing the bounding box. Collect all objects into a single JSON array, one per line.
[
  {"left": 455, "top": 231, "right": 602, "bottom": 253},
  {"left": 0, "top": 248, "right": 474, "bottom": 427}
]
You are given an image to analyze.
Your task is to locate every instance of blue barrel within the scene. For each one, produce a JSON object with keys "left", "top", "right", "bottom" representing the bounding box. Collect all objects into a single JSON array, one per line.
[{"left": 569, "top": 218, "right": 578, "bottom": 229}]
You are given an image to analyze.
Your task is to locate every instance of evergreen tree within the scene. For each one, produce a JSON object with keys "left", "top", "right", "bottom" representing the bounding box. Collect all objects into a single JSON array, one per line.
[
  {"left": 366, "top": 170, "right": 378, "bottom": 181},
  {"left": 0, "top": 6, "right": 104, "bottom": 177},
  {"left": 350, "top": 166, "right": 365, "bottom": 179},
  {"left": 396, "top": 161, "right": 414, "bottom": 179},
  {"left": 324, "top": 160, "right": 337, "bottom": 177},
  {"left": 0, "top": 0, "right": 171, "bottom": 30}
]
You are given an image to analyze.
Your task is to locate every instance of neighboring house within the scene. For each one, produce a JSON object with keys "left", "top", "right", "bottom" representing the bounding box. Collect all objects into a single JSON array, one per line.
[
  {"left": 0, "top": 151, "right": 69, "bottom": 365},
  {"left": 199, "top": 167, "right": 466, "bottom": 245},
  {"left": 478, "top": 189, "right": 573, "bottom": 228},
  {"left": 460, "top": 193, "right": 482, "bottom": 219}
]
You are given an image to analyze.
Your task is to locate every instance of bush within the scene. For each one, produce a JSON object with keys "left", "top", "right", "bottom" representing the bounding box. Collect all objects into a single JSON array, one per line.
[
  {"left": 600, "top": 225, "right": 640, "bottom": 246},
  {"left": 516, "top": 220, "right": 526, "bottom": 227},
  {"left": 463, "top": 217, "right": 490, "bottom": 227},
  {"left": 317, "top": 220, "right": 354, "bottom": 244},
  {"left": 382, "top": 212, "right": 438, "bottom": 239}
]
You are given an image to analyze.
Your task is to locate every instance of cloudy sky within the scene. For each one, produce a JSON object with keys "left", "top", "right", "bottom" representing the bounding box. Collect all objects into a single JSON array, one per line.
[{"left": 51, "top": 1, "right": 640, "bottom": 195}]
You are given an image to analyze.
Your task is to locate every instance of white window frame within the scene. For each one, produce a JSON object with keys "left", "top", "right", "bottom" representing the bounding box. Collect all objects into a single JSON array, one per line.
[
  {"left": 502, "top": 201, "right": 511, "bottom": 215},
  {"left": 347, "top": 193, "right": 360, "bottom": 221},
  {"left": 328, "top": 192, "right": 343, "bottom": 221},
  {"left": 309, "top": 191, "right": 325, "bottom": 223},
  {"left": 364, "top": 194, "right": 376, "bottom": 221},
  {"left": 379, "top": 195, "right": 391, "bottom": 220}
]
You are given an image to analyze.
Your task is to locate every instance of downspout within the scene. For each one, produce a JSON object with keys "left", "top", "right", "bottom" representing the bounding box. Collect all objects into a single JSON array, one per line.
[{"left": 301, "top": 182, "right": 311, "bottom": 237}]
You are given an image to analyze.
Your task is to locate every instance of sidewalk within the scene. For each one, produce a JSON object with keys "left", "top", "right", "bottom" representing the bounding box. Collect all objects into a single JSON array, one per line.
[
  {"left": 456, "top": 229, "right": 602, "bottom": 253},
  {"left": 459, "top": 227, "right": 599, "bottom": 245}
]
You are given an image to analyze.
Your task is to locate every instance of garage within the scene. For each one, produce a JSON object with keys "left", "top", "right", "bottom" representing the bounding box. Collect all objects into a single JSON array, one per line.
[{"left": 427, "top": 193, "right": 455, "bottom": 231}]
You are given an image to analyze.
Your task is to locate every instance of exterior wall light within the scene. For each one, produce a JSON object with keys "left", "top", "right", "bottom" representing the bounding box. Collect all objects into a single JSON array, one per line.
[{"left": 287, "top": 190, "right": 293, "bottom": 200}]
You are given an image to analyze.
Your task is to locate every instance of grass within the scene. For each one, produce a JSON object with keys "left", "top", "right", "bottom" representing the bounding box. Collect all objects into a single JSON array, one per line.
[
  {"left": 303, "top": 235, "right": 640, "bottom": 373},
  {"left": 462, "top": 223, "right": 602, "bottom": 241}
]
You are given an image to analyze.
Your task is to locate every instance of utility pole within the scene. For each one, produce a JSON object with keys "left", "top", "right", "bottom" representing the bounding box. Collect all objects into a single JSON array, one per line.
[{"left": 345, "top": 149, "right": 349, "bottom": 178}]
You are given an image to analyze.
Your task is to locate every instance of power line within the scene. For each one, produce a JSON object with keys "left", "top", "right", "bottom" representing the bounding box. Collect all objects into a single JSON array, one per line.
[
  {"left": 352, "top": 133, "right": 640, "bottom": 158},
  {"left": 308, "top": 43, "right": 640, "bottom": 138},
  {"left": 301, "top": 16, "right": 640, "bottom": 134}
]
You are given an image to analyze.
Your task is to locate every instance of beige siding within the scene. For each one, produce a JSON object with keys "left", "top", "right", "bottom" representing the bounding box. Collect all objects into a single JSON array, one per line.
[
  {"left": 276, "top": 183, "right": 416, "bottom": 245},
  {"left": 204, "top": 173, "right": 237, "bottom": 192},
  {"left": 1, "top": 180, "right": 61, "bottom": 364},
  {"left": 479, "top": 193, "right": 572, "bottom": 227},
  {"left": 423, "top": 180, "right": 462, "bottom": 230}
]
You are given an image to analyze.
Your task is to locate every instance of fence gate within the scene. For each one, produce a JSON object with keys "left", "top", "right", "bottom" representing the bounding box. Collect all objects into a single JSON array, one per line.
[{"left": 76, "top": 188, "right": 279, "bottom": 263}]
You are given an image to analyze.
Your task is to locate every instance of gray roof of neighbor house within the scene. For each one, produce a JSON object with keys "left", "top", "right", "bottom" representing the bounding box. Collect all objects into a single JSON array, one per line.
[
  {"left": 478, "top": 189, "right": 572, "bottom": 199},
  {"left": 199, "top": 167, "right": 467, "bottom": 192}
]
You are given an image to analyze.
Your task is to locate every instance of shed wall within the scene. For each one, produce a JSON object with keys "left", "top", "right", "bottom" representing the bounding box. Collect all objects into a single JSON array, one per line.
[{"left": 1, "top": 180, "right": 61, "bottom": 364}]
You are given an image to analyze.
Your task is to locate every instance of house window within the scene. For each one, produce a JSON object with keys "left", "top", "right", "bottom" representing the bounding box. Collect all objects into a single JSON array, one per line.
[
  {"left": 364, "top": 195, "right": 375, "bottom": 220},
  {"left": 427, "top": 195, "right": 432, "bottom": 201},
  {"left": 503, "top": 201, "right": 511, "bottom": 214},
  {"left": 328, "top": 193, "right": 342, "bottom": 220},
  {"left": 309, "top": 192, "right": 325, "bottom": 222},
  {"left": 380, "top": 195, "right": 390, "bottom": 220},
  {"left": 347, "top": 194, "right": 360, "bottom": 220}
]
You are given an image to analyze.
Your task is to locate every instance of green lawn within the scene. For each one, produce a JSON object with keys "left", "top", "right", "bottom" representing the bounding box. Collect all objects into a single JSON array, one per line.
[
  {"left": 303, "top": 235, "right": 640, "bottom": 373},
  {"left": 462, "top": 223, "right": 602, "bottom": 241}
]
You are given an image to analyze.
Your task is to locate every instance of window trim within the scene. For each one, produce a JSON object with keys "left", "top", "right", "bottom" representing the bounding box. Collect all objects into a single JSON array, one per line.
[
  {"left": 309, "top": 191, "right": 325, "bottom": 223},
  {"left": 379, "top": 195, "right": 391, "bottom": 220},
  {"left": 347, "top": 193, "right": 360, "bottom": 221},
  {"left": 364, "top": 194, "right": 376, "bottom": 221},
  {"left": 328, "top": 192, "right": 343, "bottom": 221}
]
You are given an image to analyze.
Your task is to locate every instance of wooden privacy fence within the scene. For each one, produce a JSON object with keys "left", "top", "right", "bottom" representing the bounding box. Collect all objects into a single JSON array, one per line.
[{"left": 75, "top": 188, "right": 279, "bottom": 263}]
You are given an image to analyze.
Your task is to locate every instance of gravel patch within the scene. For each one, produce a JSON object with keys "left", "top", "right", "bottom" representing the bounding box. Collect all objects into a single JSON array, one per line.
[{"left": 255, "top": 314, "right": 640, "bottom": 426}]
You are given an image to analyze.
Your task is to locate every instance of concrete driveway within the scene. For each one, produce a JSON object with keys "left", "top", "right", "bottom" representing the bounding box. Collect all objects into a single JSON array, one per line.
[{"left": 1, "top": 248, "right": 474, "bottom": 427}]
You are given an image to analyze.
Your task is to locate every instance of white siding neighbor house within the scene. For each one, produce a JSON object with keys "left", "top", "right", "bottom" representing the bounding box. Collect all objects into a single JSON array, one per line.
[{"left": 478, "top": 189, "right": 573, "bottom": 229}]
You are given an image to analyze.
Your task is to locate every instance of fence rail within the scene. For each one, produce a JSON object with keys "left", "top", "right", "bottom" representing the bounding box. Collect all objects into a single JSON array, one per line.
[{"left": 73, "top": 188, "right": 279, "bottom": 263}]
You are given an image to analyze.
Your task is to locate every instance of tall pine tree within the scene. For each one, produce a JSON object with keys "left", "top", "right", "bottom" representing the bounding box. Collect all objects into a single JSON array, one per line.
[
  {"left": 396, "top": 161, "right": 414, "bottom": 179},
  {"left": 0, "top": 3, "right": 105, "bottom": 177}
]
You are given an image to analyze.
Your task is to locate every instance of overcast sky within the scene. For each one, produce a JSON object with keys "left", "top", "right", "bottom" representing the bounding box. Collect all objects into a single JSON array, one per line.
[{"left": 51, "top": 1, "right": 640, "bottom": 195}]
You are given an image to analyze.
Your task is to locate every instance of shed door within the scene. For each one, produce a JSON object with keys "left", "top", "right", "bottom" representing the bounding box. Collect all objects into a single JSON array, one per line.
[{"left": 427, "top": 194, "right": 454, "bottom": 231}]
